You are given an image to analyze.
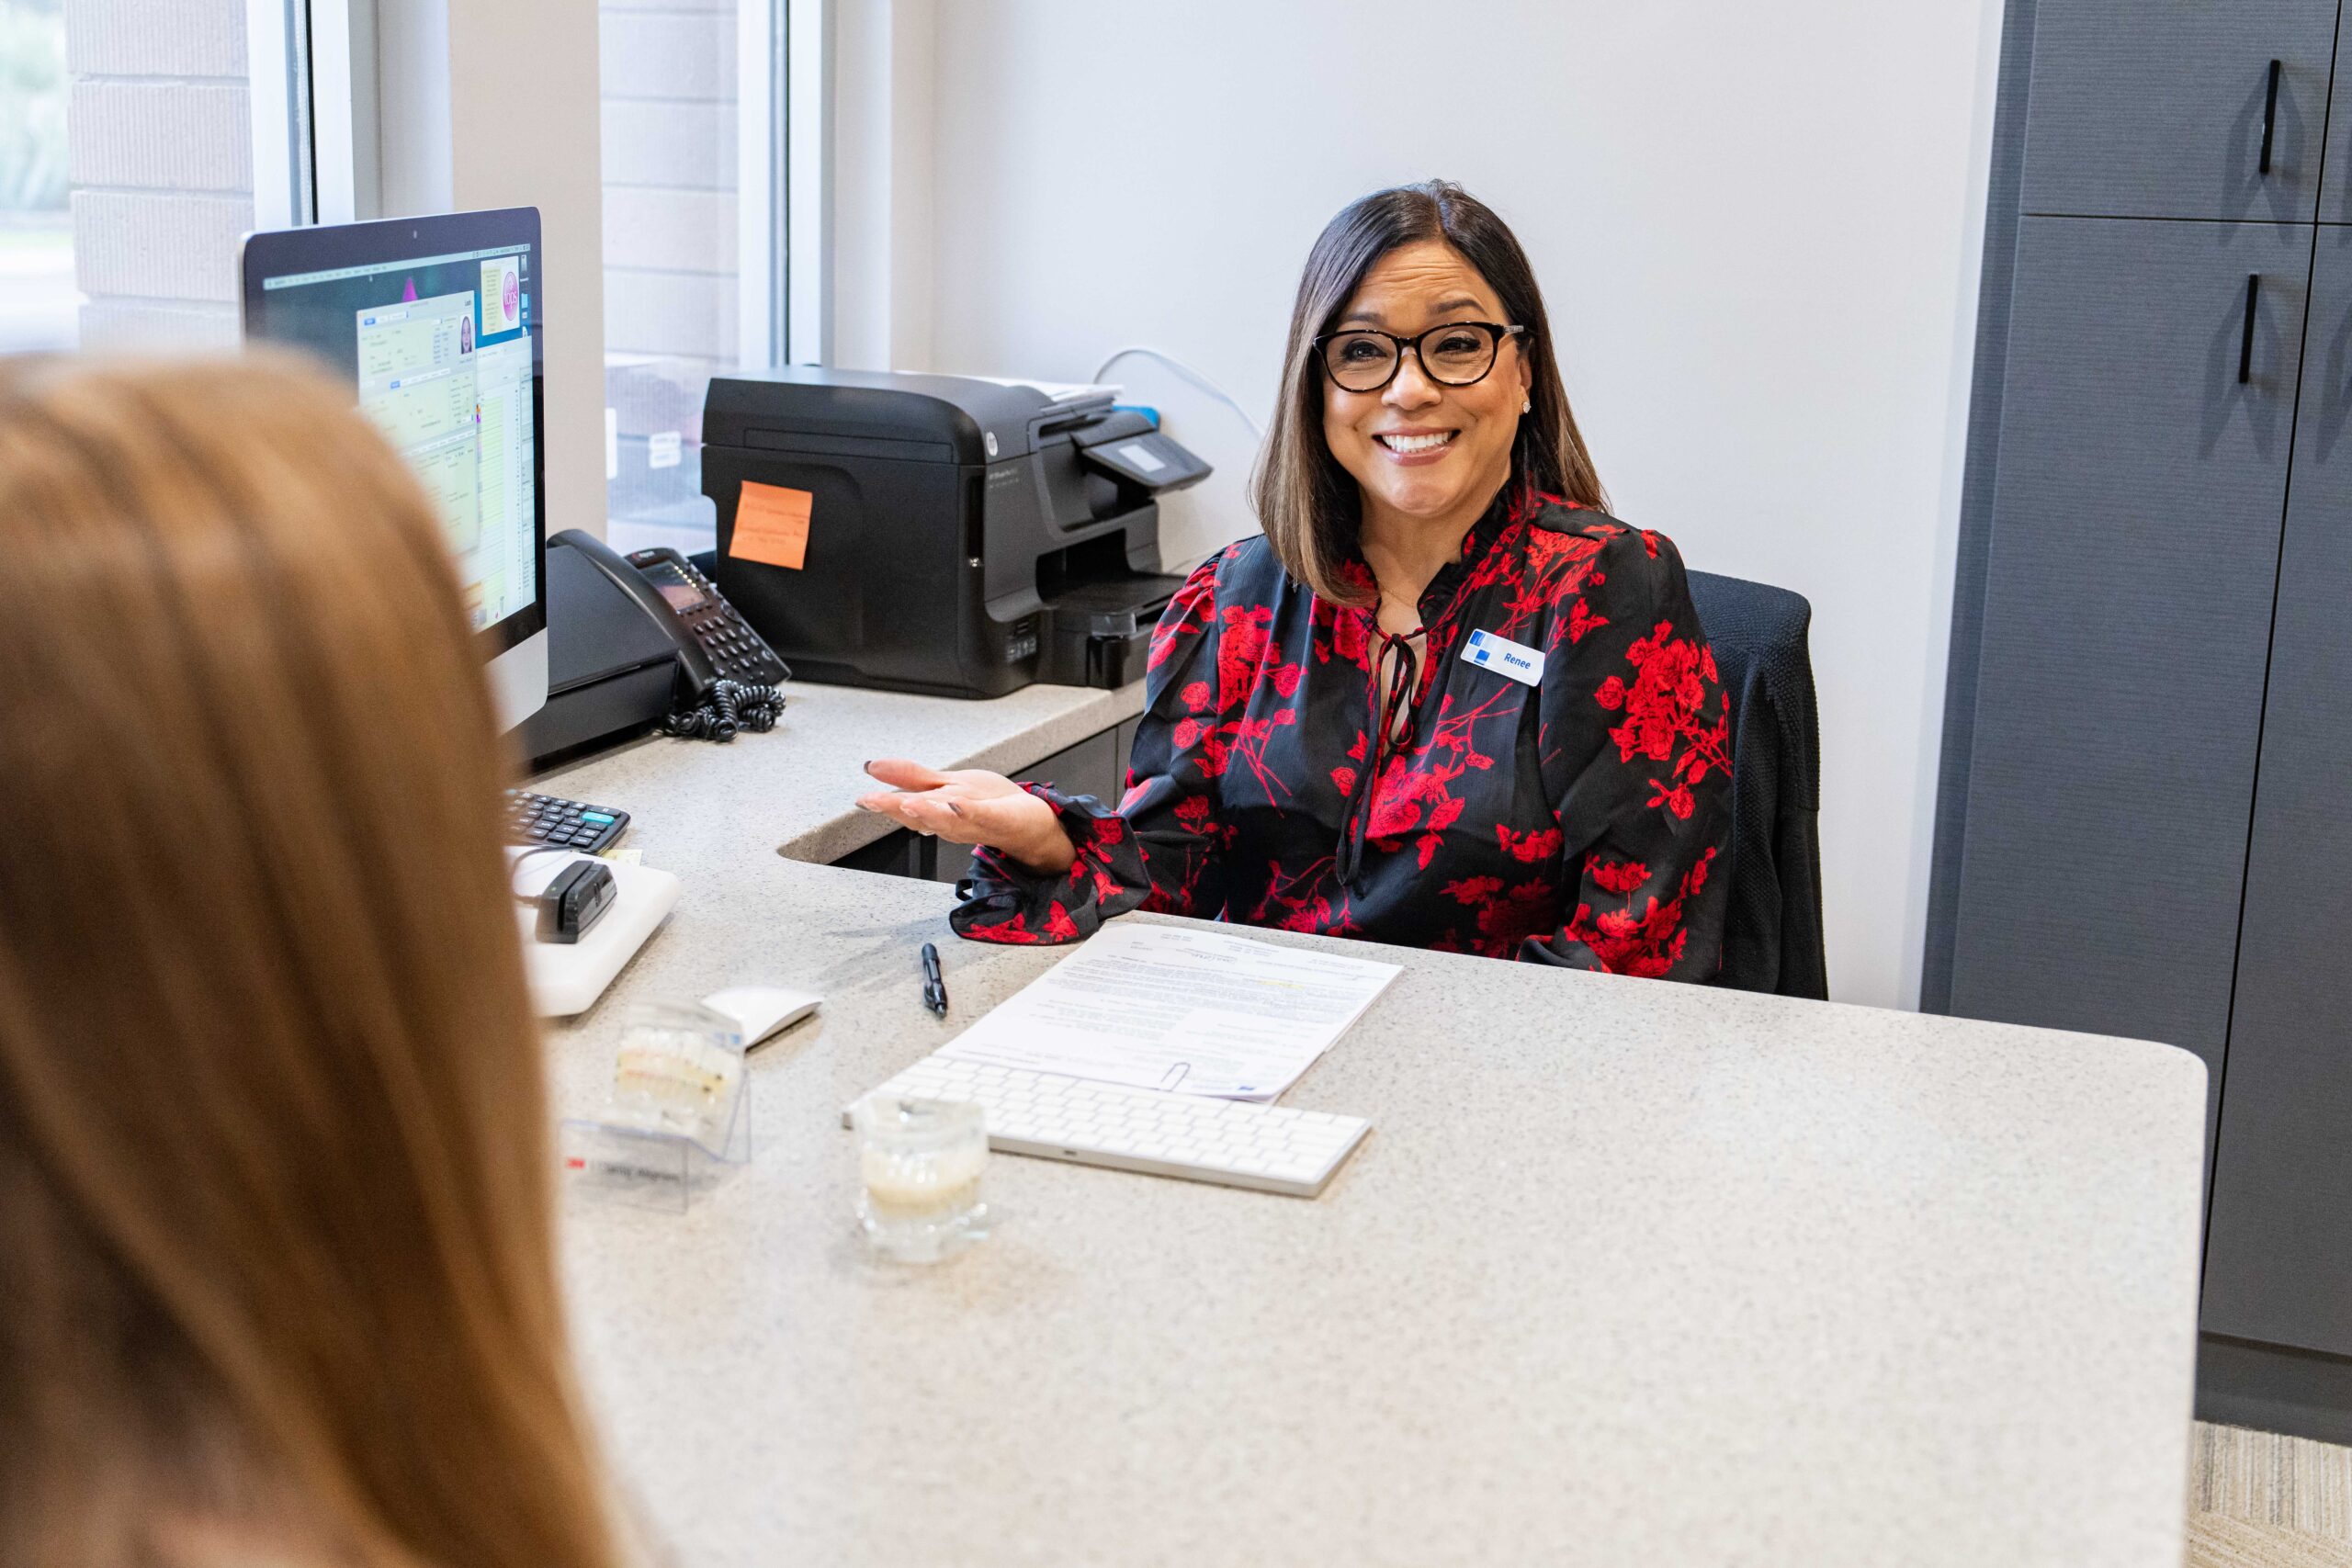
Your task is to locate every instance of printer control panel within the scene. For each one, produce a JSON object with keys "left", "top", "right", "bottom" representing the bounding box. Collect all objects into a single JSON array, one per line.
[{"left": 1004, "top": 615, "right": 1039, "bottom": 665}]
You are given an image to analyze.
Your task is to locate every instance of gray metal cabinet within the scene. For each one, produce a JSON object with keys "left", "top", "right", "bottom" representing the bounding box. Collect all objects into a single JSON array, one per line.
[
  {"left": 834, "top": 825, "right": 929, "bottom": 880},
  {"left": 2327, "top": 5, "right": 2352, "bottom": 224},
  {"left": 934, "top": 831, "right": 976, "bottom": 887},
  {"left": 1948, "top": 216, "right": 2311, "bottom": 1162},
  {"left": 2021, "top": 0, "right": 2336, "bottom": 222},
  {"left": 2202, "top": 221, "right": 2352, "bottom": 1359},
  {"left": 1937, "top": 0, "right": 2352, "bottom": 1447}
]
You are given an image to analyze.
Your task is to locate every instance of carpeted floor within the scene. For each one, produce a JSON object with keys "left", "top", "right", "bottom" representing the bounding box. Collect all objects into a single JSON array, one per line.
[{"left": 2188, "top": 1423, "right": 2352, "bottom": 1568}]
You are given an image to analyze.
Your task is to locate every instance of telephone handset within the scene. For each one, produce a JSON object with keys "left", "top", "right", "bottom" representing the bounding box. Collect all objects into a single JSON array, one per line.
[{"left": 548, "top": 528, "right": 789, "bottom": 741}]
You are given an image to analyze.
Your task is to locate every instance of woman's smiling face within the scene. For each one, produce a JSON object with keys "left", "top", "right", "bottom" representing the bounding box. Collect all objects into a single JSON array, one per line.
[{"left": 1320, "top": 239, "right": 1532, "bottom": 532}]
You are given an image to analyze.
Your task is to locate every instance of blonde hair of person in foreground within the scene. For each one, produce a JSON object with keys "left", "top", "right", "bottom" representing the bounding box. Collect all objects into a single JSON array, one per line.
[{"left": 0, "top": 355, "right": 620, "bottom": 1568}]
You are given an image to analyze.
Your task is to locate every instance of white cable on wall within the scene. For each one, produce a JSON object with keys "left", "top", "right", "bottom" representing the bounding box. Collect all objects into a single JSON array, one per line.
[{"left": 1091, "top": 346, "right": 1264, "bottom": 440}]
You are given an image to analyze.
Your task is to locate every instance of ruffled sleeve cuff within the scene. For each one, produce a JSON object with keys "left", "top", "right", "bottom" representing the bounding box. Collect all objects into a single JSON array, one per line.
[{"left": 948, "top": 782, "right": 1152, "bottom": 944}]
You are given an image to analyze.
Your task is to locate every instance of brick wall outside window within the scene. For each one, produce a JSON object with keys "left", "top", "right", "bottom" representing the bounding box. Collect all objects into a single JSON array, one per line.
[{"left": 65, "top": 0, "right": 255, "bottom": 350}]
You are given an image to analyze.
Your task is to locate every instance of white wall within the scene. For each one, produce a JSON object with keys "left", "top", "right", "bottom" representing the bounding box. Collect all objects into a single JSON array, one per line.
[
  {"left": 444, "top": 3, "right": 605, "bottom": 539},
  {"left": 831, "top": 0, "right": 935, "bottom": 372},
  {"left": 360, "top": 0, "right": 605, "bottom": 537},
  {"left": 910, "top": 0, "right": 2004, "bottom": 1010},
  {"left": 378, "top": 0, "right": 606, "bottom": 538}
]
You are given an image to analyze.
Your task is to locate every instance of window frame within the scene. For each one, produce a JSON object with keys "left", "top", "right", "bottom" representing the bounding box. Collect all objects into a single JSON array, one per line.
[
  {"left": 244, "top": 0, "right": 314, "bottom": 230},
  {"left": 290, "top": 0, "right": 822, "bottom": 358},
  {"left": 782, "top": 0, "right": 826, "bottom": 365},
  {"left": 739, "top": 0, "right": 828, "bottom": 366}
]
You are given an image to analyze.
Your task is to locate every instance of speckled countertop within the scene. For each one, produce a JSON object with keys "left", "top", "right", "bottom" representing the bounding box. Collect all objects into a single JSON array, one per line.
[
  {"left": 535, "top": 674, "right": 1147, "bottom": 866},
  {"left": 537, "top": 685, "right": 2207, "bottom": 1568}
]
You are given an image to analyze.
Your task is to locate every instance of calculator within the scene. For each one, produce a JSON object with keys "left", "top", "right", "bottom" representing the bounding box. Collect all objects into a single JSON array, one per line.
[{"left": 505, "top": 790, "right": 630, "bottom": 853}]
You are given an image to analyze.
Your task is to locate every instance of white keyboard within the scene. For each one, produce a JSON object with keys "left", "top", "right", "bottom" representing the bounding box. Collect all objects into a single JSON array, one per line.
[{"left": 844, "top": 1054, "right": 1373, "bottom": 1198}]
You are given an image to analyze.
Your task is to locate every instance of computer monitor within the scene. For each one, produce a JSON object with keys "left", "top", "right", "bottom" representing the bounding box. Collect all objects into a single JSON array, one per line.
[{"left": 239, "top": 208, "right": 548, "bottom": 730}]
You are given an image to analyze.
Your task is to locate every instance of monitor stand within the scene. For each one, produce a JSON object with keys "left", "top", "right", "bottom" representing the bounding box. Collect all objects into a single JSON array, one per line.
[{"left": 490, "top": 626, "right": 550, "bottom": 732}]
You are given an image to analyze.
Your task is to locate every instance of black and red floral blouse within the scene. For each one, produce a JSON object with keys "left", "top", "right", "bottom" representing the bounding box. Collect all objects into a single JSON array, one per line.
[{"left": 950, "top": 492, "right": 1733, "bottom": 980}]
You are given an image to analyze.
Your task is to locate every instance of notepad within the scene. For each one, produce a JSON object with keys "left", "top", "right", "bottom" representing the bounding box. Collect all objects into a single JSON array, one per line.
[
  {"left": 935, "top": 923, "right": 1400, "bottom": 1101},
  {"left": 729, "top": 479, "right": 812, "bottom": 570}
]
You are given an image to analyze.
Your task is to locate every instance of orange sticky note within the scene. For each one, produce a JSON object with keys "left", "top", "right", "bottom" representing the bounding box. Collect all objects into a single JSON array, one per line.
[{"left": 729, "top": 480, "right": 812, "bottom": 570}]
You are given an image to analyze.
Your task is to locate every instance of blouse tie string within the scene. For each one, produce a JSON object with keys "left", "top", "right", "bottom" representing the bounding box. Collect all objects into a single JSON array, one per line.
[
  {"left": 1374, "top": 626, "right": 1427, "bottom": 755},
  {"left": 1338, "top": 623, "right": 1430, "bottom": 888}
]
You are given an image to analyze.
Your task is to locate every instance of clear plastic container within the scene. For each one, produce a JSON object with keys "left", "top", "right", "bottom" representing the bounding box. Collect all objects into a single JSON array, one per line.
[
  {"left": 851, "top": 1092, "right": 989, "bottom": 1262},
  {"left": 606, "top": 998, "right": 745, "bottom": 1150},
  {"left": 561, "top": 999, "right": 751, "bottom": 1213}
]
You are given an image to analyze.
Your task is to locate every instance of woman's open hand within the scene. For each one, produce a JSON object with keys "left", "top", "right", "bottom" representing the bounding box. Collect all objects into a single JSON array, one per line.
[{"left": 855, "top": 759, "right": 1077, "bottom": 874}]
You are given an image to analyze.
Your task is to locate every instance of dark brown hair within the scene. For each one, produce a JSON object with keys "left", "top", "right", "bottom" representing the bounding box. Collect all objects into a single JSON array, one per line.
[
  {"left": 1251, "top": 179, "right": 1608, "bottom": 604},
  {"left": 0, "top": 355, "right": 619, "bottom": 1568}
]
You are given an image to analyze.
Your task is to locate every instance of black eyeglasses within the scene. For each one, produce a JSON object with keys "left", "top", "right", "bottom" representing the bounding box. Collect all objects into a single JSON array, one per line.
[{"left": 1312, "top": 321, "right": 1527, "bottom": 393}]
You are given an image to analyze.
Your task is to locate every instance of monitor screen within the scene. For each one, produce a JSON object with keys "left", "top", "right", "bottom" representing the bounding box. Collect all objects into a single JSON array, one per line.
[{"left": 242, "top": 218, "right": 544, "bottom": 645}]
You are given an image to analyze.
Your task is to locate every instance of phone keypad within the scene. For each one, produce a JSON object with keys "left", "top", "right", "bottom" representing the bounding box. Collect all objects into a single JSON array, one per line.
[
  {"left": 628, "top": 550, "right": 791, "bottom": 686},
  {"left": 695, "top": 601, "right": 788, "bottom": 684}
]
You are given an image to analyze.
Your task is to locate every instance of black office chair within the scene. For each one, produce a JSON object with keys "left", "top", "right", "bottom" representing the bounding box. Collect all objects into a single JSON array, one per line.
[{"left": 1686, "top": 570, "right": 1827, "bottom": 998}]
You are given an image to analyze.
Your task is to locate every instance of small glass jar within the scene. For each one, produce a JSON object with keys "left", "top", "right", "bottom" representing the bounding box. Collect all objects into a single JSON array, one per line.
[{"left": 851, "top": 1093, "right": 989, "bottom": 1263}]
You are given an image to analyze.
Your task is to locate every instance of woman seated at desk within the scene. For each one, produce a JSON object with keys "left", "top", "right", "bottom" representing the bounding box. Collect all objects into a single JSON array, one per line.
[
  {"left": 860, "top": 181, "right": 1731, "bottom": 980},
  {"left": 0, "top": 359, "right": 622, "bottom": 1568}
]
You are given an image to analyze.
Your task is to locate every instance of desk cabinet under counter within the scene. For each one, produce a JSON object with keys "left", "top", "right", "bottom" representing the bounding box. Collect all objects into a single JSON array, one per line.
[{"left": 843, "top": 715, "right": 1140, "bottom": 885}]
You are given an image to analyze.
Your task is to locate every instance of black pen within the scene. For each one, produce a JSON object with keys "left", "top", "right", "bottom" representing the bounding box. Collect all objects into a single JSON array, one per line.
[{"left": 921, "top": 941, "right": 948, "bottom": 1017}]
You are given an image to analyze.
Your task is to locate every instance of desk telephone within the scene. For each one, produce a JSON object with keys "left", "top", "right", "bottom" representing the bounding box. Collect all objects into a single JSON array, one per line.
[
  {"left": 616, "top": 543, "right": 792, "bottom": 695},
  {"left": 514, "top": 530, "right": 791, "bottom": 770}
]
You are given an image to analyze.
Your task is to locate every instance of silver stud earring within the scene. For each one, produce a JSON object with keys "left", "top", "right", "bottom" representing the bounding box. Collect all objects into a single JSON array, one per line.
[{"left": 1522, "top": 397, "right": 1532, "bottom": 413}]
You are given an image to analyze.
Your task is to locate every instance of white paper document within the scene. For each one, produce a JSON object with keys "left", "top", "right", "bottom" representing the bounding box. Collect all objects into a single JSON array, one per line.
[
  {"left": 947, "top": 373, "right": 1116, "bottom": 404},
  {"left": 936, "top": 923, "right": 1401, "bottom": 1101}
]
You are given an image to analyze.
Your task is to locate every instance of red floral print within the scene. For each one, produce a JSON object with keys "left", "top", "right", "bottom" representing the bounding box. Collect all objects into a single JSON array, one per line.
[
  {"left": 952, "top": 498, "right": 1731, "bottom": 981},
  {"left": 1498, "top": 824, "right": 1565, "bottom": 863},
  {"left": 1587, "top": 856, "right": 1651, "bottom": 896}
]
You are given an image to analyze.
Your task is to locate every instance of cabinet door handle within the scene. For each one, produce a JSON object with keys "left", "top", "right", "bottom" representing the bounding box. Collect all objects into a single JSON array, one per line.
[
  {"left": 2240, "top": 274, "right": 2261, "bottom": 384},
  {"left": 2261, "top": 59, "right": 2282, "bottom": 175}
]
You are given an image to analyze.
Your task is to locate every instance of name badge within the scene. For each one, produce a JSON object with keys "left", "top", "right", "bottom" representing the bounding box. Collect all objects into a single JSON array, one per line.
[{"left": 1462, "top": 627, "right": 1542, "bottom": 687}]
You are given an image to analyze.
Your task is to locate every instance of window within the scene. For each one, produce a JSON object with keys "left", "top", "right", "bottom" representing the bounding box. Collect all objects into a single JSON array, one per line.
[
  {"left": 2, "top": 0, "right": 307, "bottom": 355},
  {"left": 600, "top": 0, "right": 806, "bottom": 555},
  {"left": 0, "top": 0, "right": 71, "bottom": 350}
]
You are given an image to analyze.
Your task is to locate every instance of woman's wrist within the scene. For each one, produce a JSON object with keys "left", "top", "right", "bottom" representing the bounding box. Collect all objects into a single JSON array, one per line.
[{"left": 1003, "top": 817, "right": 1078, "bottom": 876}]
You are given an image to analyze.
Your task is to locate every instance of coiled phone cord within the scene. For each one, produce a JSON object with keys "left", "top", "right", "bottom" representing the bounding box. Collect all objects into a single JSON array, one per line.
[{"left": 659, "top": 679, "right": 786, "bottom": 742}]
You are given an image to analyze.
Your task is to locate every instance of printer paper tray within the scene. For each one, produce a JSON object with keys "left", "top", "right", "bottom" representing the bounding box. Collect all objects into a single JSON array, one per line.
[{"left": 1036, "top": 572, "right": 1183, "bottom": 688}]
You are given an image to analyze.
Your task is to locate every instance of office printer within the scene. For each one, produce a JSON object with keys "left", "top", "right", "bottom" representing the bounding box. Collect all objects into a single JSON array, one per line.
[{"left": 699, "top": 367, "right": 1211, "bottom": 698}]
